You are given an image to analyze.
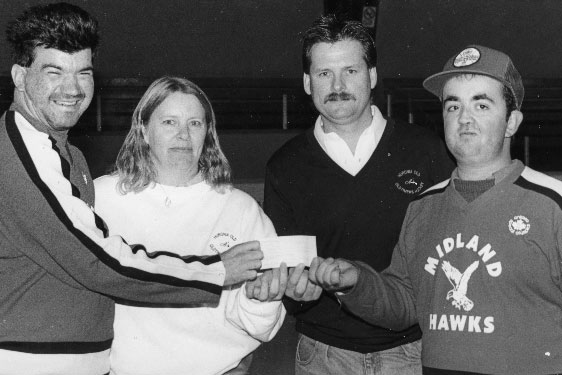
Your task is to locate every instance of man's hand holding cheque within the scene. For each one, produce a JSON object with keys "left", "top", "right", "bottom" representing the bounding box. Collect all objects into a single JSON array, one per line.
[
  {"left": 245, "top": 236, "right": 322, "bottom": 302},
  {"left": 246, "top": 262, "right": 323, "bottom": 302},
  {"left": 308, "top": 257, "right": 359, "bottom": 294}
]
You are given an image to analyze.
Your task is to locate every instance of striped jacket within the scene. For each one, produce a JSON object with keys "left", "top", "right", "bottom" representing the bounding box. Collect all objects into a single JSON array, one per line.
[{"left": 0, "top": 106, "right": 225, "bottom": 375}]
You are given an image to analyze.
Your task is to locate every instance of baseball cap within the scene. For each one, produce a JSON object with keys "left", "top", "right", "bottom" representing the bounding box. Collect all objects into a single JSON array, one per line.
[{"left": 423, "top": 45, "right": 524, "bottom": 109}]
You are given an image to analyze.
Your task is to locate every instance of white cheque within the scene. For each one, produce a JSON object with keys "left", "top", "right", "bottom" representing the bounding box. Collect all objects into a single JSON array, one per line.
[{"left": 259, "top": 235, "right": 317, "bottom": 269}]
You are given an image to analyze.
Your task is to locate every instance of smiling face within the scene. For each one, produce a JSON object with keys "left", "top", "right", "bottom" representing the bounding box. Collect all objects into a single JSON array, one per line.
[
  {"left": 442, "top": 74, "right": 522, "bottom": 177},
  {"left": 143, "top": 92, "right": 207, "bottom": 175},
  {"left": 303, "top": 40, "right": 376, "bottom": 132},
  {"left": 12, "top": 46, "right": 94, "bottom": 131}
]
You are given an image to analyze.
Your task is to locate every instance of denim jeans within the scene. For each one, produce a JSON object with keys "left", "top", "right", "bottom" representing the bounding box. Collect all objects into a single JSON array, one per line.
[{"left": 295, "top": 334, "right": 422, "bottom": 375}]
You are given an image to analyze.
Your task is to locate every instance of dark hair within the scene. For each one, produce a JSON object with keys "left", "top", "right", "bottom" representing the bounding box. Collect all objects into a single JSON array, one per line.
[
  {"left": 115, "top": 76, "right": 232, "bottom": 193},
  {"left": 6, "top": 2, "right": 99, "bottom": 67},
  {"left": 503, "top": 85, "right": 517, "bottom": 121},
  {"left": 302, "top": 14, "right": 377, "bottom": 74}
]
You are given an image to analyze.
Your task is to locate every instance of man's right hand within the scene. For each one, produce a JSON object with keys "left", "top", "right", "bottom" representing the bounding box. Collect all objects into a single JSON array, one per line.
[
  {"left": 308, "top": 257, "right": 358, "bottom": 293},
  {"left": 221, "top": 241, "right": 263, "bottom": 286}
]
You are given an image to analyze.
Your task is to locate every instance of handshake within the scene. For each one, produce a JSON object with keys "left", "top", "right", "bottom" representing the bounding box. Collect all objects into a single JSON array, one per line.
[{"left": 221, "top": 240, "right": 359, "bottom": 302}]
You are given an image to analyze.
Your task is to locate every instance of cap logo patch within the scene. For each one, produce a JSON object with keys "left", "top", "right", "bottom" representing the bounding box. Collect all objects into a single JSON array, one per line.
[{"left": 453, "top": 47, "right": 481, "bottom": 67}]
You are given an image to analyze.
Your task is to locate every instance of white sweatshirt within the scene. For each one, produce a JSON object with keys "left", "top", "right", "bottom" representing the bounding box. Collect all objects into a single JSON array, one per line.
[{"left": 94, "top": 175, "right": 285, "bottom": 375}]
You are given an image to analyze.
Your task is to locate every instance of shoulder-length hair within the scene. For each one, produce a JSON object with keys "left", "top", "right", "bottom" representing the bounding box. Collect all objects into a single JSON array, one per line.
[{"left": 115, "top": 76, "right": 232, "bottom": 193}]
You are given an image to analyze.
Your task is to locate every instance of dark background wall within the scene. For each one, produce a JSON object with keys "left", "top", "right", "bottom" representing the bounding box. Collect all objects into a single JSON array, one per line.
[
  {"left": 0, "top": 0, "right": 322, "bottom": 79},
  {"left": 375, "top": 0, "right": 562, "bottom": 80},
  {"left": 1, "top": 0, "right": 561, "bottom": 80}
]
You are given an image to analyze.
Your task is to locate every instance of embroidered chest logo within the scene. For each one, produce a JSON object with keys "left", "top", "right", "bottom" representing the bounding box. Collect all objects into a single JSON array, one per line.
[
  {"left": 395, "top": 169, "right": 424, "bottom": 195},
  {"left": 209, "top": 232, "right": 238, "bottom": 254},
  {"left": 442, "top": 260, "right": 479, "bottom": 311},
  {"left": 508, "top": 215, "right": 530, "bottom": 235}
]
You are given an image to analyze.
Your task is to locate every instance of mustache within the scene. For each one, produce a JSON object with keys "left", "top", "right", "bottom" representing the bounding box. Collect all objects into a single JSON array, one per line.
[{"left": 324, "top": 92, "right": 355, "bottom": 103}]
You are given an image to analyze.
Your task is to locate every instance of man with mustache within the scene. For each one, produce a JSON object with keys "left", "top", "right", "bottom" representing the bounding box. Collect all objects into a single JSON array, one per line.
[
  {"left": 264, "top": 14, "right": 454, "bottom": 375},
  {"left": 0, "top": 3, "right": 263, "bottom": 374}
]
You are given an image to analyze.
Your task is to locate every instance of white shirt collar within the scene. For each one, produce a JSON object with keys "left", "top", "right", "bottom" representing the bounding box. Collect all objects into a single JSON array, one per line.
[{"left": 313, "top": 105, "right": 387, "bottom": 176}]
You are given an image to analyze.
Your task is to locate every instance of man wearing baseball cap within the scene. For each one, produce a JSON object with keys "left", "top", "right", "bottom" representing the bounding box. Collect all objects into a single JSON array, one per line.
[{"left": 307, "top": 45, "right": 562, "bottom": 374}]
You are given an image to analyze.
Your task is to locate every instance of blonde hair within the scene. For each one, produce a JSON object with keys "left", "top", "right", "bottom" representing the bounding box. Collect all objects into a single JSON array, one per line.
[{"left": 115, "top": 76, "right": 232, "bottom": 193}]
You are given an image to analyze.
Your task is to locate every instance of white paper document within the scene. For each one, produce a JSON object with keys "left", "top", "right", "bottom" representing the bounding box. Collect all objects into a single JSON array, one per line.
[{"left": 259, "top": 235, "right": 317, "bottom": 269}]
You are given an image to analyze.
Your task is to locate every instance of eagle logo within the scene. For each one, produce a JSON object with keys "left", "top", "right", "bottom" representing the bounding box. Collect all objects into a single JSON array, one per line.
[{"left": 441, "top": 260, "right": 479, "bottom": 311}]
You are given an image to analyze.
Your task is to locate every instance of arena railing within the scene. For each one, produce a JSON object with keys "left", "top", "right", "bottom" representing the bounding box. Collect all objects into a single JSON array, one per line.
[{"left": 1, "top": 76, "right": 561, "bottom": 171}]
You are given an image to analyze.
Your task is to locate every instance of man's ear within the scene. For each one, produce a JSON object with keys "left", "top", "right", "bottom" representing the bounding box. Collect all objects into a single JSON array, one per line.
[
  {"left": 11, "top": 64, "right": 27, "bottom": 92},
  {"left": 303, "top": 73, "right": 311, "bottom": 95},
  {"left": 369, "top": 67, "right": 377, "bottom": 89},
  {"left": 505, "top": 110, "right": 523, "bottom": 138}
]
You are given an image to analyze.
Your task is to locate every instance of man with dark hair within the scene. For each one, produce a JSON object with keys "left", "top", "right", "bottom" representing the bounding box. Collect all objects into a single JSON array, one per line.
[
  {"left": 264, "top": 14, "right": 454, "bottom": 375},
  {"left": 0, "top": 3, "right": 263, "bottom": 374},
  {"left": 7, "top": 2, "right": 100, "bottom": 67},
  {"left": 310, "top": 45, "right": 562, "bottom": 374}
]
